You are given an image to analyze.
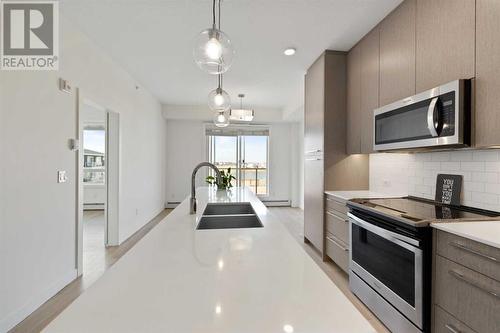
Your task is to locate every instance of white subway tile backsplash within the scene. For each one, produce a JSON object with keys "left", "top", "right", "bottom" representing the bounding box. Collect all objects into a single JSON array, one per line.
[
  {"left": 450, "top": 151, "right": 473, "bottom": 161},
  {"left": 472, "top": 172, "right": 498, "bottom": 183},
  {"left": 431, "top": 152, "right": 451, "bottom": 162},
  {"left": 471, "top": 192, "right": 498, "bottom": 205},
  {"left": 485, "top": 183, "right": 500, "bottom": 195},
  {"left": 464, "top": 181, "right": 485, "bottom": 192},
  {"left": 460, "top": 161, "right": 485, "bottom": 172},
  {"left": 473, "top": 150, "right": 499, "bottom": 161},
  {"left": 485, "top": 161, "right": 500, "bottom": 172},
  {"left": 370, "top": 149, "right": 500, "bottom": 212},
  {"left": 423, "top": 161, "right": 441, "bottom": 170},
  {"left": 440, "top": 161, "right": 460, "bottom": 171}
]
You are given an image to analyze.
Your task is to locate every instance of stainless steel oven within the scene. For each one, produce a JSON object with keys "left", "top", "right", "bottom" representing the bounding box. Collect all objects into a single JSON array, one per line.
[
  {"left": 348, "top": 210, "right": 432, "bottom": 333},
  {"left": 373, "top": 79, "right": 472, "bottom": 151}
]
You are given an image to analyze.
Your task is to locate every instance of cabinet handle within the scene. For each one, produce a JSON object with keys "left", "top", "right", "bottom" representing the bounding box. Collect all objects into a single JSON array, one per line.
[
  {"left": 449, "top": 241, "right": 499, "bottom": 263},
  {"left": 448, "top": 269, "right": 500, "bottom": 299},
  {"left": 326, "top": 211, "right": 348, "bottom": 222},
  {"left": 326, "top": 236, "right": 349, "bottom": 252},
  {"left": 305, "top": 157, "right": 322, "bottom": 161},
  {"left": 305, "top": 149, "right": 322, "bottom": 154},
  {"left": 444, "top": 324, "right": 461, "bottom": 333}
]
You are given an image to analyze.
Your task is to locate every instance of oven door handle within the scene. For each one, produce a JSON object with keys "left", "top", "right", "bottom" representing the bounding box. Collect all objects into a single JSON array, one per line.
[{"left": 349, "top": 213, "right": 420, "bottom": 250}]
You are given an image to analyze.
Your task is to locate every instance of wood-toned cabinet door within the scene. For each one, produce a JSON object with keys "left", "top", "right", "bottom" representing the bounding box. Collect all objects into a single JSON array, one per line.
[
  {"left": 476, "top": 0, "right": 500, "bottom": 147},
  {"left": 379, "top": 0, "right": 416, "bottom": 105},
  {"left": 360, "top": 28, "right": 379, "bottom": 154},
  {"left": 304, "top": 54, "right": 325, "bottom": 154},
  {"left": 415, "top": 0, "right": 475, "bottom": 92},
  {"left": 346, "top": 45, "right": 361, "bottom": 154},
  {"left": 304, "top": 157, "right": 324, "bottom": 253}
]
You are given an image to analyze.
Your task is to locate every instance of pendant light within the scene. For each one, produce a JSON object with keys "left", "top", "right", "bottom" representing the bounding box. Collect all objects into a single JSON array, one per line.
[
  {"left": 230, "top": 94, "right": 254, "bottom": 121},
  {"left": 193, "top": 0, "right": 235, "bottom": 75},
  {"left": 213, "top": 110, "right": 230, "bottom": 128},
  {"left": 208, "top": 74, "right": 231, "bottom": 111}
]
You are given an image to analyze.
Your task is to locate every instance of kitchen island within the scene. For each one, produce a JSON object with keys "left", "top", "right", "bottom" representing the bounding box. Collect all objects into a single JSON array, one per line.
[{"left": 44, "top": 187, "right": 376, "bottom": 333}]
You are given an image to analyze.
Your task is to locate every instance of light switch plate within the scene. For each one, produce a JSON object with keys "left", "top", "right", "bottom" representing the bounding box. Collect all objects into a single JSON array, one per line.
[
  {"left": 58, "top": 171, "right": 67, "bottom": 183},
  {"left": 59, "top": 78, "right": 72, "bottom": 93}
]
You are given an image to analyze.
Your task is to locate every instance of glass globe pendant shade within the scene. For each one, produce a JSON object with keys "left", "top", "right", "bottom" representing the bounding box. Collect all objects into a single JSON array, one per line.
[
  {"left": 208, "top": 87, "right": 231, "bottom": 111},
  {"left": 213, "top": 110, "right": 230, "bottom": 128},
  {"left": 193, "top": 28, "right": 235, "bottom": 75}
]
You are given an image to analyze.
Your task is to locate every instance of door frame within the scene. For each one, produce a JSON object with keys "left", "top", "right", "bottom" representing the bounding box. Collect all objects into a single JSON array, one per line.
[{"left": 76, "top": 89, "right": 120, "bottom": 276}]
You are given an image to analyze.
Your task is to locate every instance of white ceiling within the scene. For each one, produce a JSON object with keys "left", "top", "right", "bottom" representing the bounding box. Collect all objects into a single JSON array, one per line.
[{"left": 61, "top": 0, "right": 402, "bottom": 113}]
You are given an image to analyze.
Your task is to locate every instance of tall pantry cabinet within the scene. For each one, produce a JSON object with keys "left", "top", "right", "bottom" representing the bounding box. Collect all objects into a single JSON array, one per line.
[{"left": 304, "top": 51, "right": 369, "bottom": 256}]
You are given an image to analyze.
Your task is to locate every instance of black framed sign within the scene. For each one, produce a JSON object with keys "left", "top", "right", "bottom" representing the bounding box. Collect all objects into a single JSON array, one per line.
[{"left": 435, "top": 174, "right": 463, "bottom": 206}]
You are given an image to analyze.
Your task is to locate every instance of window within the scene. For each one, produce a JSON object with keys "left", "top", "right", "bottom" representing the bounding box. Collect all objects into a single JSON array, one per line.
[
  {"left": 207, "top": 126, "right": 269, "bottom": 195},
  {"left": 83, "top": 128, "right": 106, "bottom": 184}
]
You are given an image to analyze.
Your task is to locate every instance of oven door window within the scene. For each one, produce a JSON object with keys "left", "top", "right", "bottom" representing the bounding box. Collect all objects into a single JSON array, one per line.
[{"left": 352, "top": 223, "right": 416, "bottom": 306}]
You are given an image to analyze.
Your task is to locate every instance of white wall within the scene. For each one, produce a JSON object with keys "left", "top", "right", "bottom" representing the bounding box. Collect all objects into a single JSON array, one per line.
[
  {"left": 165, "top": 119, "right": 296, "bottom": 205},
  {"left": 0, "top": 17, "right": 166, "bottom": 332},
  {"left": 370, "top": 150, "right": 500, "bottom": 212}
]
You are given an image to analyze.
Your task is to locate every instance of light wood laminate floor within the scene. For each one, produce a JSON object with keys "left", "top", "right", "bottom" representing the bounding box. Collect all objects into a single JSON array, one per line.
[{"left": 10, "top": 207, "right": 388, "bottom": 333}]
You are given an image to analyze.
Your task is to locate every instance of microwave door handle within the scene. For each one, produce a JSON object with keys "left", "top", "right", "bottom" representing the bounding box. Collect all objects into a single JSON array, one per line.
[{"left": 427, "top": 97, "right": 439, "bottom": 137}]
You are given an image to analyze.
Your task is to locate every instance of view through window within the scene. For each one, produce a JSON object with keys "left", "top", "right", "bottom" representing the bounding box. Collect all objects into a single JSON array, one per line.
[
  {"left": 207, "top": 127, "right": 269, "bottom": 195},
  {"left": 83, "top": 129, "right": 106, "bottom": 184}
]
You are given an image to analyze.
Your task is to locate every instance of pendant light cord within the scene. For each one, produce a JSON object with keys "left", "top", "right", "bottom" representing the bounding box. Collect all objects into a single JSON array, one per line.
[
  {"left": 212, "top": 0, "right": 216, "bottom": 28},
  {"left": 218, "top": 0, "right": 221, "bottom": 29}
]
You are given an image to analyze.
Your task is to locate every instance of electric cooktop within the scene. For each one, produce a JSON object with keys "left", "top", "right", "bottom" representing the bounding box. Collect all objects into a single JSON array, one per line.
[{"left": 348, "top": 196, "right": 500, "bottom": 226}]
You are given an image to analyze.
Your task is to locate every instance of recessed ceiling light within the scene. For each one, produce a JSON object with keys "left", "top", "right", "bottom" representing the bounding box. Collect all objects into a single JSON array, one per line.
[{"left": 284, "top": 48, "right": 296, "bottom": 56}]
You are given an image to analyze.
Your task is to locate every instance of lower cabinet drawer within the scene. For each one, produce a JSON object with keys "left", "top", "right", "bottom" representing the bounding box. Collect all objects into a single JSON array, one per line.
[
  {"left": 437, "top": 230, "right": 500, "bottom": 282},
  {"left": 325, "top": 211, "right": 349, "bottom": 244},
  {"left": 325, "top": 197, "right": 348, "bottom": 215},
  {"left": 325, "top": 234, "right": 349, "bottom": 273},
  {"left": 434, "top": 305, "right": 477, "bottom": 333},
  {"left": 435, "top": 255, "right": 500, "bottom": 333}
]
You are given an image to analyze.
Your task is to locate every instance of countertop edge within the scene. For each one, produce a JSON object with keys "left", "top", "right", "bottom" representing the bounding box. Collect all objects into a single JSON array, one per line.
[{"left": 431, "top": 222, "right": 500, "bottom": 249}]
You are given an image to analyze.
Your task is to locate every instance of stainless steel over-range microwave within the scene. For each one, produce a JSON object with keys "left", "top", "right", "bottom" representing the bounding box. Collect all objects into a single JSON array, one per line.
[{"left": 373, "top": 79, "right": 472, "bottom": 151}]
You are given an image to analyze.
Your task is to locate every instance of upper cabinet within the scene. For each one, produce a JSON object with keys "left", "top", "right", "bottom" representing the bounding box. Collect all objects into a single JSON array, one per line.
[
  {"left": 415, "top": 0, "right": 475, "bottom": 92},
  {"left": 379, "top": 0, "right": 416, "bottom": 105},
  {"left": 346, "top": 45, "right": 361, "bottom": 154},
  {"left": 475, "top": 0, "right": 500, "bottom": 147},
  {"left": 304, "top": 55, "right": 325, "bottom": 153},
  {"left": 359, "top": 28, "right": 379, "bottom": 154}
]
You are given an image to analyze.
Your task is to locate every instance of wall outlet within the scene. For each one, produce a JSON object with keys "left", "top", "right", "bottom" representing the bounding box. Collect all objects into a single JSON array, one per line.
[
  {"left": 135, "top": 208, "right": 139, "bottom": 216},
  {"left": 57, "top": 171, "right": 67, "bottom": 183}
]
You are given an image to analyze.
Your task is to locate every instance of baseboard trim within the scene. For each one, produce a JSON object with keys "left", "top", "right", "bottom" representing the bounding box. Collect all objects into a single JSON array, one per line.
[{"left": 1, "top": 269, "right": 77, "bottom": 333}]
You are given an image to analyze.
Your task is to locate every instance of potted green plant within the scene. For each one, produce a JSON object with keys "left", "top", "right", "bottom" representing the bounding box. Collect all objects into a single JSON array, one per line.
[{"left": 206, "top": 168, "right": 236, "bottom": 190}]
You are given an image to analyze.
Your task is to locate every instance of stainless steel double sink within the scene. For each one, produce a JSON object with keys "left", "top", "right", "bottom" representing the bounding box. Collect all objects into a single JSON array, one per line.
[{"left": 196, "top": 203, "right": 263, "bottom": 230}]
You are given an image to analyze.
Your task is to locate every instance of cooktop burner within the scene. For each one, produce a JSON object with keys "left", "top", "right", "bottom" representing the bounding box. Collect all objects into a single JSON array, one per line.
[{"left": 349, "top": 196, "right": 499, "bottom": 223}]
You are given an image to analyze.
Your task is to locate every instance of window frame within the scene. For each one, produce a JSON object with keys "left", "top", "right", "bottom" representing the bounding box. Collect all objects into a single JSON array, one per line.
[{"left": 204, "top": 124, "right": 270, "bottom": 198}]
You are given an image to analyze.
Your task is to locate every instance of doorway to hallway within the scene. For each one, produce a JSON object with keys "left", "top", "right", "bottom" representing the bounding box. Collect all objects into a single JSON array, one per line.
[{"left": 77, "top": 93, "right": 120, "bottom": 277}]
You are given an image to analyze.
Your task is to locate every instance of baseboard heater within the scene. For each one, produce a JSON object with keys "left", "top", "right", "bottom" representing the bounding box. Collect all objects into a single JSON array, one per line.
[
  {"left": 166, "top": 201, "right": 181, "bottom": 209},
  {"left": 261, "top": 200, "right": 290, "bottom": 207},
  {"left": 84, "top": 203, "right": 105, "bottom": 210}
]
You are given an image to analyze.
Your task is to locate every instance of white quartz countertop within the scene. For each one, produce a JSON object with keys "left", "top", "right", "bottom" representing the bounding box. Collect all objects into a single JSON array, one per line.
[
  {"left": 324, "top": 190, "right": 405, "bottom": 201},
  {"left": 44, "top": 187, "right": 376, "bottom": 333},
  {"left": 432, "top": 221, "right": 500, "bottom": 249}
]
